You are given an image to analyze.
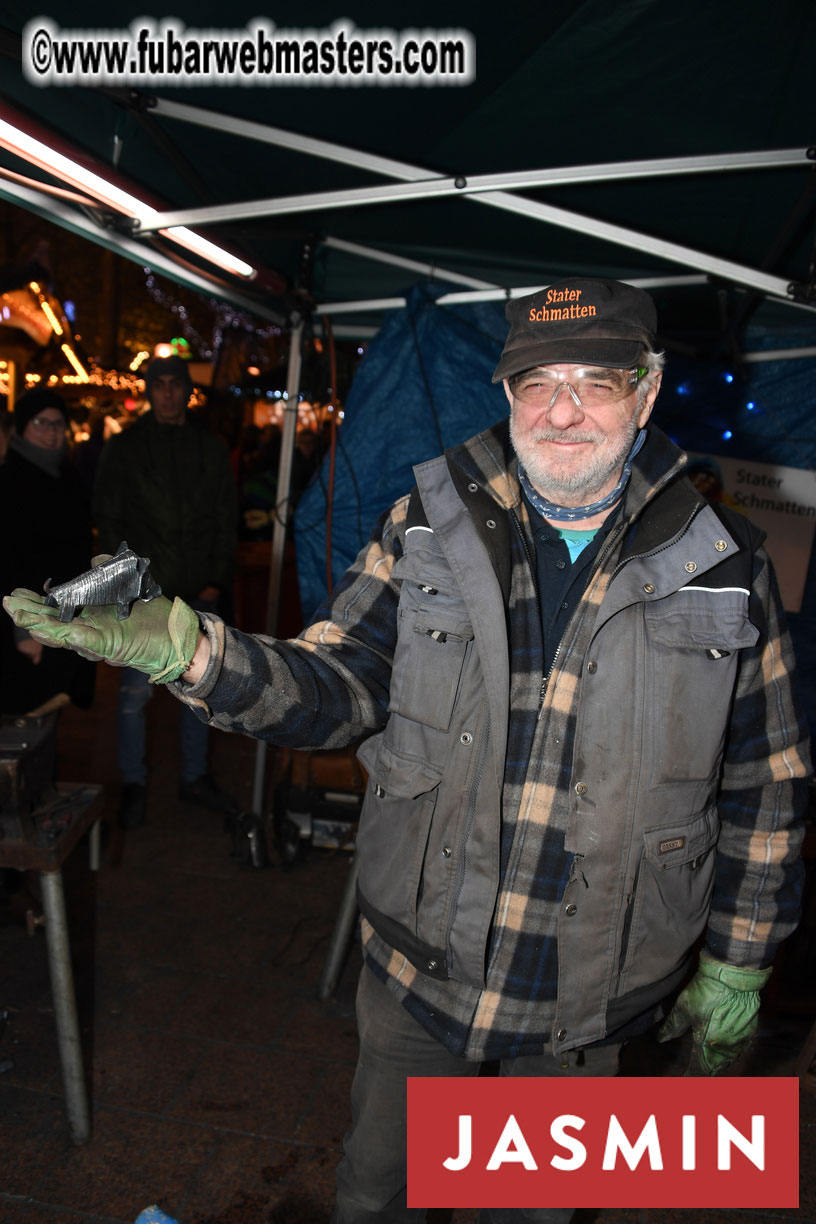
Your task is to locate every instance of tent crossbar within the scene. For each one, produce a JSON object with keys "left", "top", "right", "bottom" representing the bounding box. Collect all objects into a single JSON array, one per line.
[
  {"left": 149, "top": 99, "right": 809, "bottom": 304},
  {"left": 137, "top": 148, "right": 812, "bottom": 233},
  {"left": 152, "top": 99, "right": 808, "bottom": 189},
  {"left": 322, "top": 235, "right": 499, "bottom": 289},
  {"left": 742, "top": 347, "right": 816, "bottom": 362},
  {"left": 0, "top": 177, "right": 285, "bottom": 325},
  {"left": 474, "top": 191, "right": 795, "bottom": 299},
  {"left": 319, "top": 296, "right": 408, "bottom": 315},
  {"left": 152, "top": 97, "right": 429, "bottom": 182},
  {"left": 317, "top": 276, "right": 707, "bottom": 314},
  {"left": 324, "top": 324, "right": 378, "bottom": 339}
]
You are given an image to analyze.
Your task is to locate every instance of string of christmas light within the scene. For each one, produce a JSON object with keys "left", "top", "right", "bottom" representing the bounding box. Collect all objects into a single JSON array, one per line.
[{"left": 143, "top": 269, "right": 281, "bottom": 361}]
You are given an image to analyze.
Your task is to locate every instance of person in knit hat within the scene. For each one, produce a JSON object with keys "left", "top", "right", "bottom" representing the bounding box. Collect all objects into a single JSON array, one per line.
[
  {"left": 11, "top": 386, "right": 69, "bottom": 437},
  {"left": 0, "top": 386, "right": 95, "bottom": 715}
]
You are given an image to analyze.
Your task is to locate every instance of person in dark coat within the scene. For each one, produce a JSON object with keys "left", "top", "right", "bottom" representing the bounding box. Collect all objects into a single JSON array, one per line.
[
  {"left": 92, "top": 356, "right": 238, "bottom": 828},
  {"left": 0, "top": 387, "right": 95, "bottom": 715}
]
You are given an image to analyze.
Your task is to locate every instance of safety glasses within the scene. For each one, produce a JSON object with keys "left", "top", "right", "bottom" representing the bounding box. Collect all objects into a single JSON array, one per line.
[{"left": 510, "top": 366, "right": 646, "bottom": 409}]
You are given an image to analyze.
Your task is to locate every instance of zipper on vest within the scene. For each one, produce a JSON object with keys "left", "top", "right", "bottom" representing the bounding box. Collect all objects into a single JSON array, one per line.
[
  {"left": 451, "top": 710, "right": 491, "bottom": 931},
  {"left": 510, "top": 509, "right": 551, "bottom": 716},
  {"left": 526, "top": 453, "right": 696, "bottom": 713},
  {"left": 536, "top": 517, "right": 629, "bottom": 715},
  {"left": 538, "top": 646, "right": 561, "bottom": 714}
]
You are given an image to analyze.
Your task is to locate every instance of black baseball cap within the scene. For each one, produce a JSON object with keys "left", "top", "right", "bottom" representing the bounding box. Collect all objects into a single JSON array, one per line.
[{"left": 492, "top": 277, "right": 657, "bottom": 382}]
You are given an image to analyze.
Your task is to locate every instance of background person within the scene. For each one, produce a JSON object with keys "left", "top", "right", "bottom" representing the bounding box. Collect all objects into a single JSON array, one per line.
[
  {"left": 6, "top": 279, "right": 810, "bottom": 1223},
  {"left": 0, "top": 386, "right": 94, "bottom": 717},
  {"left": 92, "top": 354, "right": 238, "bottom": 828}
]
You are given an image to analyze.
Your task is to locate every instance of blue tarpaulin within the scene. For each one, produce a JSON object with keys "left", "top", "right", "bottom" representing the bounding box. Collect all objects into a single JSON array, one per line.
[{"left": 295, "top": 283, "right": 507, "bottom": 614}]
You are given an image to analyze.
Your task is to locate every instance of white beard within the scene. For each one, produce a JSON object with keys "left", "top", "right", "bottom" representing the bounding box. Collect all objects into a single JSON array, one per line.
[{"left": 509, "top": 411, "right": 640, "bottom": 507}]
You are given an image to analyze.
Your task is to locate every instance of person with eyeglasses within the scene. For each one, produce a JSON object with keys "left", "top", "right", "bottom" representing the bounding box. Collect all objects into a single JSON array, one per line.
[
  {"left": 5, "top": 279, "right": 810, "bottom": 1223},
  {"left": 0, "top": 386, "right": 95, "bottom": 718}
]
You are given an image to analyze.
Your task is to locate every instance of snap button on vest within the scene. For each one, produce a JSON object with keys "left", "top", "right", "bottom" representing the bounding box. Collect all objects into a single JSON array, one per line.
[
  {"left": 575, "top": 782, "right": 587, "bottom": 796},
  {"left": 486, "top": 519, "right": 497, "bottom": 529},
  {"left": 685, "top": 561, "right": 697, "bottom": 573},
  {"left": 715, "top": 539, "right": 728, "bottom": 552},
  {"left": 587, "top": 661, "right": 597, "bottom": 673},
  {"left": 460, "top": 731, "right": 473, "bottom": 745},
  {"left": 643, "top": 583, "right": 656, "bottom": 594},
  {"left": 427, "top": 960, "right": 438, "bottom": 971},
  {"left": 468, "top": 482, "right": 478, "bottom": 492},
  {"left": 565, "top": 903, "right": 577, "bottom": 916},
  {"left": 557, "top": 1028, "right": 568, "bottom": 1041},
  {"left": 442, "top": 846, "right": 452, "bottom": 858}
]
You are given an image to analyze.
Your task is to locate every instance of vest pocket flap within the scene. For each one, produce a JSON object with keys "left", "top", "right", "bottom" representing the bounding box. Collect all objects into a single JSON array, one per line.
[
  {"left": 391, "top": 599, "right": 474, "bottom": 731},
  {"left": 410, "top": 608, "right": 474, "bottom": 641},
  {"left": 357, "top": 739, "right": 443, "bottom": 799},
  {"left": 645, "top": 591, "right": 758, "bottom": 651},
  {"left": 642, "top": 809, "right": 719, "bottom": 867}
]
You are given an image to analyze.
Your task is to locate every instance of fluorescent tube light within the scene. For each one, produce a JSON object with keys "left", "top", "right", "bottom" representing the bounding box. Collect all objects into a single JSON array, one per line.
[{"left": 0, "top": 118, "right": 255, "bottom": 281}]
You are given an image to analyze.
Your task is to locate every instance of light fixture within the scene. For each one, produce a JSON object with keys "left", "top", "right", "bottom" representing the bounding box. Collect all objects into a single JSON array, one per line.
[
  {"left": 39, "top": 299, "right": 64, "bottom": 336},
  {"left": 0, "top": 117, "right": 256, "bottom": 281},
  {"left": 61, "top": 342, "right": 89, "bottom": 382}
]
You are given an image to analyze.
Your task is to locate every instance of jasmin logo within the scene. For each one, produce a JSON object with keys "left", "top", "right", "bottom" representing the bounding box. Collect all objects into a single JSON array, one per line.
[
  {"left": 444, "top": 1110, "right": 764, "bottom": 1171},
  {"left": 407, "top": 1076, "right": 798, "bottom": 1209}
]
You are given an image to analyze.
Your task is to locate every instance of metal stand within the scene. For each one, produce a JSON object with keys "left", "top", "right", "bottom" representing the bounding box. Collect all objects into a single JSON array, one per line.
[
  {"left": 316, "top": 853, "right": 359, "bottom": 1001},
  {"left": 0, "top": 783, "right": 104, "bottom": 1143},
  {"left": 40, "top": 869, "right": 90, "bottom": 1143}
]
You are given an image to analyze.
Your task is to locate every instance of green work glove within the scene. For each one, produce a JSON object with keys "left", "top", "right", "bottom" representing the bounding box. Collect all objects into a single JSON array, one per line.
[
  {"left": 657, "top": 952, "right": 771, "bottom": 1076},
  {"left": 2, "top": 587, "right": 200, "bottom": 685}
]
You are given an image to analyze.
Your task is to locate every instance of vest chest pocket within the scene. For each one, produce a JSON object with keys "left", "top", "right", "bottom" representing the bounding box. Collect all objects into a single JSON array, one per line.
[
  {"left": 643, "top": 590, "right": 758, "bottom": 788},
  {"left": 389, "top": 584, "right": 474, "bottom": 732}
]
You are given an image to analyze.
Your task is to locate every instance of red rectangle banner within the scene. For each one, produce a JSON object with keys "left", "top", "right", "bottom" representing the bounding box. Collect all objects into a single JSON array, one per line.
[{"left": 407, "top": 1076, "right": 798, "bottom": 1209}]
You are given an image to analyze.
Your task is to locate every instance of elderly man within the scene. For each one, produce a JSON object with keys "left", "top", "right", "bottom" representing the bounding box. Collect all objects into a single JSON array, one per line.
[{"left": 6, "top": 278, "right": 810, "bottom": 1223}]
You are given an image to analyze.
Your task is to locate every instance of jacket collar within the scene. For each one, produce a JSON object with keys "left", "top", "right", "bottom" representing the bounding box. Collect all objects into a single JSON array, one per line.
[{"left": 447, "top": 417, "right": 693, "bottom": 530}]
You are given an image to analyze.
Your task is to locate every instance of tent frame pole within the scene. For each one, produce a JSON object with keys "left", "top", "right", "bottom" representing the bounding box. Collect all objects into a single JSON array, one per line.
[
  {"left": 321, "top": 236, "right": 499, "bottom": 290},
  {"left": 147, "top": 98, "right": 804, "bottom": 304},
  {"left": 317, "top": 276, "right": 708, "bottom": 315},
  {"left": 250, "top": 317, "right": 304, "bottom": 817},
  {"left": 151, "top": 98, "right": 809, "bottom": 188},
  {"left": 139, "top": 148, "right": 812, "bottom": 233},
  {"left": 0, "top": 177, "right": 285, "bottom": 324}
]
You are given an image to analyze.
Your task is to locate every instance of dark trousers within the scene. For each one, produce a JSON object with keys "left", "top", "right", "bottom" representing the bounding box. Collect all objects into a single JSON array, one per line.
[{"left": 332, "top": 966, "right": 620, "bottom": 1223}]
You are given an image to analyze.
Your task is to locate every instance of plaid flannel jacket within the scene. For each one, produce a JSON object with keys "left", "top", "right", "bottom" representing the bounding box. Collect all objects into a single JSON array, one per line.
[{"left": 177, "top": 421, "right": 811, "bottom": 1059}]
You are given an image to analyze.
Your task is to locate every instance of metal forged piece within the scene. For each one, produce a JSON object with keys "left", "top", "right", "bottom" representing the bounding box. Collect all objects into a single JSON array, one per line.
[{"left": 43, "top": 541, "right": 162, "bottom": 622}]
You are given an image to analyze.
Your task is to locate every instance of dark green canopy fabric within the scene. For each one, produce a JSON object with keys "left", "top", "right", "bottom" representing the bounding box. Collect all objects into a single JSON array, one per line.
[{"left": 0, "top": 0, "right": 814, "bottom": 334}]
